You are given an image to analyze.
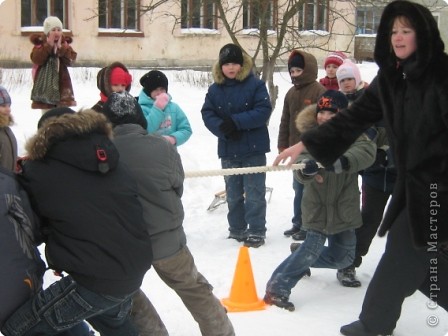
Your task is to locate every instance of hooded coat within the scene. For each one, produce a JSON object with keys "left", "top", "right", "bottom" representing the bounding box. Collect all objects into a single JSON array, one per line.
[
  {"left": 18, "top": 110, "right": 153, "bottom": 296},
  {"left": 0, "top": 114, "right": 17, "bottom": 171},
  {"left": 30, "top": 33, "right": 77, "bottom": 109},
  {"left": 301, "top": 0, "right": 448, "bottom": 248},
  {"left": 278, "top": 50, "right": 326, "bottom": 151},
  {"left": 294, "top": 105, "right": 376, "bottom": 235},
  {"left": 91, "top": 62, "right": 132, "bottom": 112},
  {"left": 201, "top": 53, "right": 271, "bottom": 159}
]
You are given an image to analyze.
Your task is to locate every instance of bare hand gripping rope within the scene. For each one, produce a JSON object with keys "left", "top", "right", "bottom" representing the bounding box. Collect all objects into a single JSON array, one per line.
[{"left": 185, "top": 163, "right": 313, "bottom": 179}]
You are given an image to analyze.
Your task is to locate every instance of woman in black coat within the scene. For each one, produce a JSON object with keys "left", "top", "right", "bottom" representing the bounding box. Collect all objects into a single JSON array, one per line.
[{"left": 274, "top": 1, "right": 448, "bottom": 335}]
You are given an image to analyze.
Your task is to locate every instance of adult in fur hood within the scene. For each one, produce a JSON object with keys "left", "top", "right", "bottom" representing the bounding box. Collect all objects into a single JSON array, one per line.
[
  {"left": 201, "top": 43, "right": 272, "bottom": 248},
  {"left": 1, "top": 109, "right": 153, "bottom": 336},
  {"left": 274, "top": 1, "right": 448, "bottom": 335},
  {"left": 30, "top": 16, "right": 77, "bottom": 111}
]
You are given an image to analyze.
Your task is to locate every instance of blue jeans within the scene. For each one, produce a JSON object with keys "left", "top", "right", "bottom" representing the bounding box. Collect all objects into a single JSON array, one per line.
[
  {"left": 222, "top": 154, "right": 267, "bottom": 237},
  {"left": 266, "top": 229, "right": 356, "bottom": 298},
  {"left": 292, "top": 178, "right": 304, "bottom": 228},
  {"left": 1, "top": 276, "right": 138, "bottom": 336}
]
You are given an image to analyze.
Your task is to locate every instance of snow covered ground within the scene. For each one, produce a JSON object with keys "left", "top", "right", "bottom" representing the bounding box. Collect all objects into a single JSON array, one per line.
[{"left": 2, "top": 62, "right": 448, "bottom": 335}]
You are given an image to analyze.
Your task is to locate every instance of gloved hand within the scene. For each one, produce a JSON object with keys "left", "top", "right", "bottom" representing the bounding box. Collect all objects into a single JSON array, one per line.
[
  {"left": 301, "top": 159, "right": 319, "bottom": 176},
  {"left": 154, "top": 93, "right": 169, "bottom": 110},
  {"left": 374, "top": 149, "right": 388, "bottom": 167},
  {"left": 219, "top": 117, "right": 238, "bottom": 135},
  {"left": 325, "top": 156, "right": 349, "bottom": 174}
]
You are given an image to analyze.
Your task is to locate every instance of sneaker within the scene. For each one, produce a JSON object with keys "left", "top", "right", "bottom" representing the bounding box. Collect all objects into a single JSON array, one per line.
[
  {"left": 263, "top": 293, "right": 295, "bottom": 311},
  {"left": 340, "top": 320, "right": 392, "bottom": 336},
  {"left": 244, "top": 236, "right": 265, "bottom": 248},
  {"left": 337, "top": 266, "right": 361, "bottom": 288},
  {"left": 283, "top": 226, "right": 301, "bottom": 237},
  {"left": 228, "top": 232, "right": 246, "bottom": 242},
  {"left": 291, "top": 230, "right": 307, "bottom": 241}
]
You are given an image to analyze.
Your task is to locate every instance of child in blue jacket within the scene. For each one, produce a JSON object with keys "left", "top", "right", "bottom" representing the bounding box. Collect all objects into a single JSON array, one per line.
[{"left": 138, "top": 70, "right": 192, "bottom": 146}]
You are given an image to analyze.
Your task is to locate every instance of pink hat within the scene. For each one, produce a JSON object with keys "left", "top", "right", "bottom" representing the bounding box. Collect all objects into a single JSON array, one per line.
[
  {"left": 336, "top": 59, "right": 362, "bottom": 88},
  {"left": 324, "top": 51, "right": 347, "bottom": 68}
]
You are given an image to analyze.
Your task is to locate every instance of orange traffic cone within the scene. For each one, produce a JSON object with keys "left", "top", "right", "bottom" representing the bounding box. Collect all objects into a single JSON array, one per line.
[{"left": 221, "top": 246, "right": 266, "bottom": 312}]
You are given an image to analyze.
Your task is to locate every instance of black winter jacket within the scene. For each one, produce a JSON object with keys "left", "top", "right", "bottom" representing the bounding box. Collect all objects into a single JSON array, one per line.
[
  {"left": 301, "top": 1, "right": 448, "bottom": 248},
  {"left": 19, "top": 110, "right": 153, "bottom": 295}
]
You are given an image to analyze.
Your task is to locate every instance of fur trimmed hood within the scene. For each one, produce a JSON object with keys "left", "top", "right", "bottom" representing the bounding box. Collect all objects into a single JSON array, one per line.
[
  {"left": 30, "top": 33, "right": 73, "bottom": 46},
  {"left": 26, "top": 109, "right": 113, "bottom": 161},
  {"left": 0, "top": 114, "right": 13, "bottom": 128},
  {"left": 295, "top": 104, "right": 318, "bottom": 134},
  {"left": 211, "top": 53, "right": 254, "bottom": 84},
  {"left": 97, "top": 62, "right": 131, "bottom": 97}
]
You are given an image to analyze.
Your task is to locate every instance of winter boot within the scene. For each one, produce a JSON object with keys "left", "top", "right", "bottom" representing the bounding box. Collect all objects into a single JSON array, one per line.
[
  {"left": 283, "top": 226, "right": 301, "bottom": 237},
  {"left": 340, "top": 320, "right": 393, "bottom": 336},
  {"left": 228, "top": 232, "right": 247, "bottom": 242},
  {"left": 244, "top": 235, "right": 265, "bottom": 248},
  {"left": 263, "top": 293, "right": 295, "bottom": 311},
  {"left": 291, "top": 230, "right": 307, "bottom": 241},
  {"left": 337, "top": 266, "right": 361, "bottom": 287}
]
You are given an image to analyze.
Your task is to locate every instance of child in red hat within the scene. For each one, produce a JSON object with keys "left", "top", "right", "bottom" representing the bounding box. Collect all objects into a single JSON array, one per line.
[{"left": 319, "top": 51, "right": 347, "bottom": 90}]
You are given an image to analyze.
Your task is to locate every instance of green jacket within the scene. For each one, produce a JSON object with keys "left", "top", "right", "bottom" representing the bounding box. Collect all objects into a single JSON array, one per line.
[{"left": 294, "top": 105, "right": 376, "bottom": 235}]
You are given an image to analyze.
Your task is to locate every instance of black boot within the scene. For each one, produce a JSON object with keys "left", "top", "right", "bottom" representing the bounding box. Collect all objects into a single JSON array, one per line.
[
  {"left": 263, "top": 293, "right": 295, "bottom": 311},
  {"left": 337, "top": 266, "right": 361, "bottom": 287},
  {"left": 340, "top": 320, "right": 392, "bottom": 336},
  {"left": 283, "top": 226, "right": 301, "bottom": 237},
  {"left": 291, "top": 230, "right": 307, "bottom": 241}
]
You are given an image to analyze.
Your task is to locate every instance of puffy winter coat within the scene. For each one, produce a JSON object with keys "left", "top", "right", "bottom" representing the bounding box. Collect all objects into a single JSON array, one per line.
[
  {"left": 294, "top": 105, "right": 376, "bottom": 235},
  {"left": 138, "top": 91, "right": 192, "bottom": 146},
  {"left": 19, "top": 110, "right": 153, "bottom": 296},
  {"left": 201, "top": 53, "right": 271, "bottom": 159},
  {"left": 0, "top": 167, "right": 45, "bottom": 328},
  {"left": 278, "top": 50, "right": 325, "bottom": 150},
  {"left": 112, "top": 123, "right": 186, "bottom": 261},
  {"left": 301, "top": 1, "right": 448, "bottom": 248}
]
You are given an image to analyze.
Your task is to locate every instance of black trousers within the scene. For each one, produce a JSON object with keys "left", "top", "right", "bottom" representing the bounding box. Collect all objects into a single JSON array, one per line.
[
  {"left": 354, "top": 182, "right": 391, "bottom": 268},
  {"left": 359, "top": 210, "right": 448, "bottom": 333}
]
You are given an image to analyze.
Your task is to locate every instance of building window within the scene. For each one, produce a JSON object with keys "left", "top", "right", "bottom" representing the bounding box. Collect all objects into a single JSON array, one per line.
[
  {"left": 21, "top": 0, "right": 68, "bottom": 27},
  {"left": 98, "top": 0, "right": 140, "bottom": 30},
  {"left": 243, "top": 0, "right": 277, "bottom": 30},
  {"left": 356, "top": 6, "right": 383, "bottom": 34},
  {"left": 298, "top": 0, "right": 328, "bottom": 31},
  {"left": 181, "top": 0, "right": 217, "bottom": 29}
]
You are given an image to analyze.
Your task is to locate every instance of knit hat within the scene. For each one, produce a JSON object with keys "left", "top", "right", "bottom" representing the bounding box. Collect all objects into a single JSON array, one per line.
[
  {"left": 288, "top": 51, "right": 305, "bottom": 72},
  {"left": 316, "top": 90, "right": 348, "bottom": 114},
  {"left": 324, "top": 51, "right": 347, "bottom": 68},
  {"left": 43, "top": 16, "right": 63, "bottom": 35},
  {"left": 37, "top": 107, "right": 76, "bottom": 129},
  {"left": 219, "top": 44, "right": 244, "bottom": 67},
  {"left": 336, "top": 59, "right": 362, "bottom": 88},
  {"left": 110, "top": 67, "right": 132, "bottom": 87},
  {"left": 140, "top": 70, "right": 168, "bottom": 96},
  {"left": 0, "top": 86, "right": 11, "bottom": 105},
  {"left": 103, "top": 91, "right": 147, "bottom": 129}
]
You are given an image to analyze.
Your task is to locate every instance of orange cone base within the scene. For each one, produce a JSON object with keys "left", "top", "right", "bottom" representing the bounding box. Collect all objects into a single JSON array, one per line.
[{"left": 221, "top": 297, "right": 266, "bottom": 312}]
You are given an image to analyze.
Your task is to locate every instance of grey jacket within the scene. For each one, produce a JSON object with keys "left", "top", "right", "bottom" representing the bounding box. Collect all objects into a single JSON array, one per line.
[
  {"left": 294, "top": 105, "right": 376, "bottom": 235},
  {"left": 112, "top": 124, "right": 186, "bottom": 261}
]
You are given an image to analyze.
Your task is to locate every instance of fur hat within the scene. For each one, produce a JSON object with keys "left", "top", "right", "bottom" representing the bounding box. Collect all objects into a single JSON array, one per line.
[
  {"left": 219, "top": 44, "right": 244, "bottom": 67},
  {"left": 316, "top": 90, "right": 348, "bottom": 114},
  {"left": 324, "top": 51, "right": 347, "bottom": 68},
  {"left": 140, "top": 70, "right": 168, "bottom": 96},
  {"left": 103, "top": 91, "right": 147, "bottom": 129},
  {"left": 43, "top": 16, "right": 63, "bottom": 35},
  {"left": 37, "top": 107, "right": 76, "bottom": 129},
  {"left": 288, "top": 51, "right": 305, "bottom": 72},
  {"left": 336, "top": 59, "right": 362, "bottom": 88},
  {"left": 0, "top": 86, "right": 11, "bottom": 105}
]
